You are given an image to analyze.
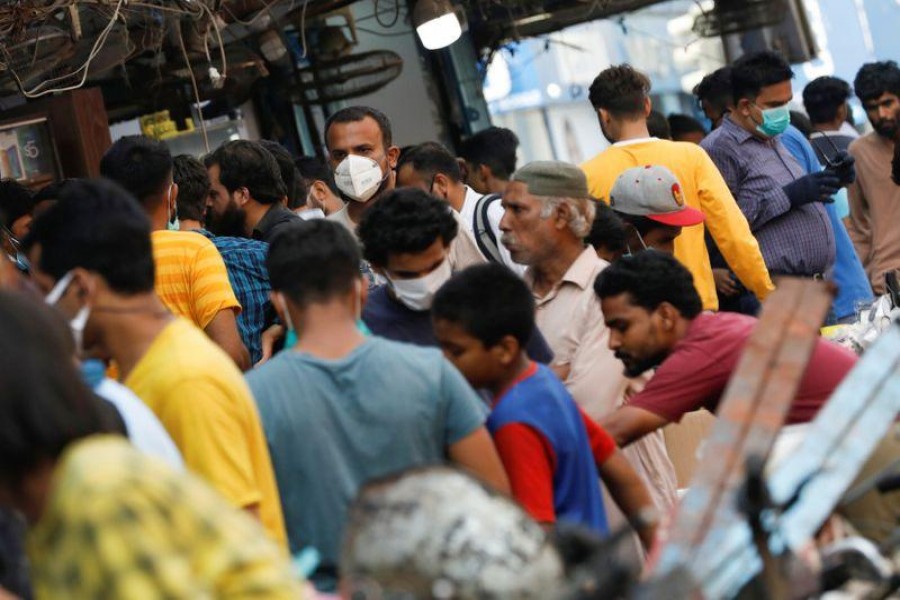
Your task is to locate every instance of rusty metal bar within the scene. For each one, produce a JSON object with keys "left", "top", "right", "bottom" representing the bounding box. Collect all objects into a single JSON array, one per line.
[{"left": 651, "top": 279, "right": 833, "bottom": 583}]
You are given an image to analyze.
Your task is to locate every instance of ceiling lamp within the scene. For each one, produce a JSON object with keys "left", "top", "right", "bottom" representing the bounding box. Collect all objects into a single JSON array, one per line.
[{"left": 413, "top": 0, "right": 462, "bottom": 50}]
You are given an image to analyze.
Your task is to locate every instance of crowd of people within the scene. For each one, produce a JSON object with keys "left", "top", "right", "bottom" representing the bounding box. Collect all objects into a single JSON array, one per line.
[{"left": 0, "top": 51, "right": 898, "bottom": 599}]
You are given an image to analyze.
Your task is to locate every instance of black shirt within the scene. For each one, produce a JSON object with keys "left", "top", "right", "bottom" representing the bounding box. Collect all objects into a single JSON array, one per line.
[
  {"left": 362, "top": 285, "right": 555, "bottom": 364},
  {"left": 252, "top": 204, "right": 300, "bottom": 243}
]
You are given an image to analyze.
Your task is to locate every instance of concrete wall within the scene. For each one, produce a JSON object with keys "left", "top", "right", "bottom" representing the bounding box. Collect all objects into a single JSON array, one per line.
[{"left": 328, "top": 0, "right": 448, "bottom": 147}]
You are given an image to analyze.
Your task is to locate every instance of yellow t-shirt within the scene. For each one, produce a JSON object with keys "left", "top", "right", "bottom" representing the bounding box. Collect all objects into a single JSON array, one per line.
[
  {"left": 28, "top": 436, "right": 302, "bottom": 599},
  {"left": 151, "top": 230, "right": 241, "bottom": 330},
  {"left": 125, "top": 318, "right": 287, "bottom": 549},
  {"left": 581, "top": 139, "right": 774, "bottom": 311}
]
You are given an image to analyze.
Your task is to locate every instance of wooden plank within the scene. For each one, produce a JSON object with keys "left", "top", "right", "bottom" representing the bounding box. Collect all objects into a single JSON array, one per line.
[
  {"left": 652, "top": 279, "right": 833, "bottom": 582},
  {"left": 667, "top": 324, "right": 900, "bottom": 600}
]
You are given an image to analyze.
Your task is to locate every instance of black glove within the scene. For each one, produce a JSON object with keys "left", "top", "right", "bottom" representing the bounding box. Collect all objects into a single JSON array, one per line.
[
  {"left": 782, "top": 171, "right": 841, "bottom": 207},
  {"left": 825, "top": 150, "right": 856, "bottom": 186}
]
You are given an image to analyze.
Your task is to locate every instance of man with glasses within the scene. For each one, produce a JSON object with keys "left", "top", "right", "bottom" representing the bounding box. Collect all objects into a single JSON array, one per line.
[
  {"left": 701, "top": 51, "right": 841, "bottom": 280},
  {"left": 0, "top": 180, "right": 35, "bottom": 273}
]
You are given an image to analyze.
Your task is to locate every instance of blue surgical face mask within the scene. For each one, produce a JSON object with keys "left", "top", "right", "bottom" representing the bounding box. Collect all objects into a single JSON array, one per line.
[
  {"left": 279, "top": 285, "right": 370, "bottom": 350},
  {"left": 754, "top": 102, "right": 791, "bottom": 137}
]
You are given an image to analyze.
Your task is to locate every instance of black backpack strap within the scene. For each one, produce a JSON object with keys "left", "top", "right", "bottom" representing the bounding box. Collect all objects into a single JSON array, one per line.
[{"left": 472, "top": 193, "right": 504, "bottom": 264}]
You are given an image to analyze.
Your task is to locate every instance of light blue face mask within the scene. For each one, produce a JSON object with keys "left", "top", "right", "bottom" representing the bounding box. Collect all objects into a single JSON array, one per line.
[
  {"left": 279, "top": 290, "right": 370, "bottom": 350},
  {"left": 754, "top": 102, "right": 791, "bottom": 137}
]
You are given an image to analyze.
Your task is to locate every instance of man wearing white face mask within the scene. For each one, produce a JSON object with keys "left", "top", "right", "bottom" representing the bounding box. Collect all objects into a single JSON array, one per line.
[
  {"left": 356, "top": 187, "right": 553, "bottom": 362},
  {"left": 246, "top": 219, "right": 510, "bottom": 592},
  {"left": 324, "top": 106, "right": 485, "bottom": 273}
]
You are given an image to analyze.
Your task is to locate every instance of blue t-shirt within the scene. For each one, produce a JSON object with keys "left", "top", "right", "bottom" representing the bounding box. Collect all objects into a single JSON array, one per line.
[
  {"left": 363, "top": 285, "right": 555, "bottom": 363},
  {"left": 780, "top": 126, "right": 873, "bottom": 319},
  {"left": 488, "top": 364, "right": 608, "bottom": 534},
  {"left": 246, "top": 337, "right": 486, "bottom": 589}
]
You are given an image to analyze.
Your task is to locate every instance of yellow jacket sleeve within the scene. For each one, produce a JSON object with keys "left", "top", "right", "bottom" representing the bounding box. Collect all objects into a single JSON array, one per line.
[{"left": 695, "top": 149, "right": 774, "bottom": 300}]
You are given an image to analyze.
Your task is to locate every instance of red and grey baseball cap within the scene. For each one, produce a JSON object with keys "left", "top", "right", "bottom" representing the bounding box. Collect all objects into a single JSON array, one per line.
[{"left": 609, "top": 165, "right": 705, "bottom": 227}]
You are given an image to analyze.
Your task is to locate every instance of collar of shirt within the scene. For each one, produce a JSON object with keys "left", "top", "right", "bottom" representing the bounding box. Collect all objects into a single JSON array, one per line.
[
  {"left": 613, "top": 137, "right": 658, "bottom": 147},
  {"left": 721, "top": 114, "right": 763, "bottom": 145},
  {"left": 526, "top": 247, "right": 605, "bottom": 304},
  {"left": 252, "top": 204, "right": 297, "bottom": 240},
  {"left": 492, "top": 361, "right": 538, "bottom": 406}
]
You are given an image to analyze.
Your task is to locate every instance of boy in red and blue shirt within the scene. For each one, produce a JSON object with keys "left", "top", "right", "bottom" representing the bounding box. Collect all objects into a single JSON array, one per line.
[{"left": 432, "top": 264, "right": 657, "bottom": 548}]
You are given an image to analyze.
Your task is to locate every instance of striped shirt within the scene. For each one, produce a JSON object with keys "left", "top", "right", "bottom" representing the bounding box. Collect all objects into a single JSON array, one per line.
[
  {"left": 701, "top": 116, "right": 835, "bottom": 276},
  {"left": 151, "top": 230, "right": 240, "bottom": 329},
  {"left": 196, "top": 230, "right": 272, "bottom": 364}
]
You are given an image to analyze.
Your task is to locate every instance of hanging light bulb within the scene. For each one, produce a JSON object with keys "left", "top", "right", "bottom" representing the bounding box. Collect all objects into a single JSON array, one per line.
[{"left": 413, "top": 0, "right": 462, "bottom": 50}]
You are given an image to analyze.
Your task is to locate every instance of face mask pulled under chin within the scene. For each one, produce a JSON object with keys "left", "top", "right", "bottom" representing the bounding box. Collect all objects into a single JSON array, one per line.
[
  {"left": 388, "top": 259, "right": 452, "bottom": 311},
  {"left": 45, "top": 270, "right": 91, "bottom": 356},
  {"left": 334, "top": 154, "right": 388, "bottom": 203},
  {"left": 279, "top": 284, "right": 369, "bottom": 348}
]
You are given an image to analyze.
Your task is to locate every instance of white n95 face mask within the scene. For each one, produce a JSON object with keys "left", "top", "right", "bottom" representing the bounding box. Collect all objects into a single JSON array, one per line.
[
  {"left": 388, "top": 259, "right": 452, "bottom": 311},
  {"left": 334, "top": 154, "right": 387, "bottom": 203}
]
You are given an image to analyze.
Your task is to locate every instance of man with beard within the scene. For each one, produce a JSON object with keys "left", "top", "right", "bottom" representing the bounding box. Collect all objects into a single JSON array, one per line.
[
  {"left": 847, "top": 61, "right": 900, "bottom": 294},
  {"left": 324, "top": 106, "right": 484, "bottom": 272},
  {"left": 498, "top": 160, "right": 678, "bottom": 518},
  {"left": 174, "top": 155, "right": 273, "bottom": 365},
  {"left": 594, "top": 251, "right": 857, "bottom": 447},
  {"left": 204, "top": 141, "right": 298, "bottom": 243}
]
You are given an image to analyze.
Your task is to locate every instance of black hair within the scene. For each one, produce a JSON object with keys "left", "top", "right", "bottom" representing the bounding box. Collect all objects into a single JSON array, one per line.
[
  {"left": 853, "top": 61, "right": 900, "bottom": 103},
  {"left": 593, "top": 251, "right": 702, "bottom": 318},
  {"left": 432, "top": 263, "right": 535, "bottom": 348},
  {"left": 617, "top": 213, "right": 669, "bottom": 237},
  {"left": 789, "top": 110, "right": 813, "bottom": 139},
  {"left": 266, "top": 219, "right": 360, "bottom": 307},
  {"left": 802, "top": 76, "right": 853, "bottom": 124},
  {"left": 172, "top": 154, "right": 210, "bottom": 223},
  {"left": 668, "top": 114, "right": 707, "bottom": 138},
  {"left": 205, "top": 140, "right": 287, "bottom": 205},
  {"left": 693, "top": 66, "right": 733, "bottom": 113},
  {"left": 892, "top": 141, "right": 900, "bottom": 186},
  {"left": 396, "top": 142, "right": 462, "bottom": 183},
  {"left": 585, "top": 202, "right": 627, "bottom": 254},
  {"left": 258, "top": 140, "right": 305, "bottom": 207},
  {"left": 99, "top": 135, "right": 173, "bottom": 208},
  {"left": 731, "top": 51, "right": 794, "bottom": 105},
  {"left": 294, "top": 156, "right": 340, "bottom": 207},
  {"left": 0, "top": 291, "right": 116, "bottom": 488},
  {"left": 646, "top": 110, "right": 672, "bottom": 140},
  {"left": 32, "top": 178, "right": 77, "bottom": 205},
  {"left": 23, "top": 178, "right": 155, "bottom": 294},
  {"left": 589, "top": 64, "right": 651, "bottom": 116},
  {"left": 459, "top": 127, "right": 520, "bottom": 180},
  {"left": 357, "top": 187, "right": 458, "bottom": 267},
  {"left": 0, "top": 180, "right": 34, "bottom": 231},
  {"left": 324, "top": 106, "right": 393, "bottom": 150}
]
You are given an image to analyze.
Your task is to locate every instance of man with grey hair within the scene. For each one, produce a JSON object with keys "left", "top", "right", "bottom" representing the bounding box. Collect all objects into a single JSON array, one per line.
[{"left": 499, "top": 160, "right": 678, "bottom": 520}]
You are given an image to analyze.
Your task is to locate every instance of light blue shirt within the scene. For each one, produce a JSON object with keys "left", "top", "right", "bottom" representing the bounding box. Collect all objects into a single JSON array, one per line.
[
  {"left": 780, "top": 126, "right": 874, "bottom": 319},
  {"left": 246, "top": 336, "right": 487, "bottom": 589}
]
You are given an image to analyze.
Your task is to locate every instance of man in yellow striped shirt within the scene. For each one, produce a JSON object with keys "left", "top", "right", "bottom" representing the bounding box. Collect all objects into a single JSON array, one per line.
[{"left": 101, "top": 136, "right": 249, "bottom": 370}]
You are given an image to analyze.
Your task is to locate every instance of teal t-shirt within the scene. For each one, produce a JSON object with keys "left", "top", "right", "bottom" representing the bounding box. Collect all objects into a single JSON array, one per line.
[{"left": 246, "top": 337, "right": 486, "bottom": 589}]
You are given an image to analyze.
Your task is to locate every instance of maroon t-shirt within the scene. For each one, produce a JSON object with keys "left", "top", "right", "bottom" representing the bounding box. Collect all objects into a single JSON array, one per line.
[{"left": 629, "top": 312, "right": 857, "bottom": 424}]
